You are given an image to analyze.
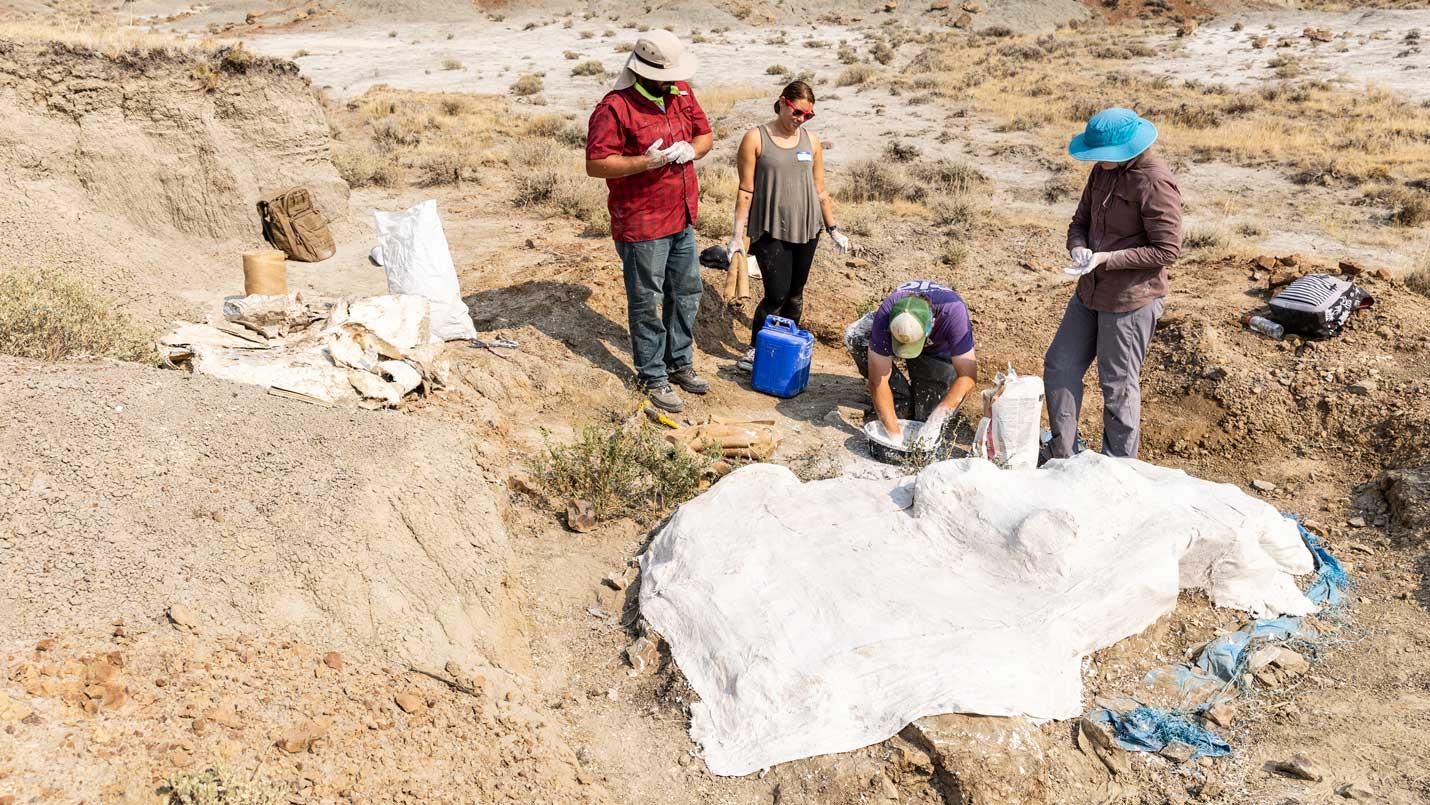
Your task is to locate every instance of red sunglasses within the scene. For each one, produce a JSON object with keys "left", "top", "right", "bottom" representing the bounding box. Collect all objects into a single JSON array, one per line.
[{"left": 782, "top": 97, "right": 816, "bottom": 121}]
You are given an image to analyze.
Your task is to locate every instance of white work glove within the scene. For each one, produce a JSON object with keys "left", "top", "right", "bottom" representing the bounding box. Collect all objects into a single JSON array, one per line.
[
  {"left": 726, "top": 229, "right": 746, "bottom": 258},
  {"left": 660, "top": 140, "right": 696, "bottom": 165},
  {"left": 915, "top": 407, "right": 951, "bottom": 449},
  {"left": 1065, "top": 250, "right": 1108, "bottom": 277},
  {"left": 829, "top": 228, "right": 852, "bottom": 255},
  {"left": 644, "top": 138, "right": 673, "bottom": 170}
]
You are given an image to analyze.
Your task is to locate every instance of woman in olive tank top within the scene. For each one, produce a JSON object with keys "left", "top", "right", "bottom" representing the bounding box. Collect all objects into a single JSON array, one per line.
[{"left": 728, "top": 81, "right": 855, "bottom": 372}]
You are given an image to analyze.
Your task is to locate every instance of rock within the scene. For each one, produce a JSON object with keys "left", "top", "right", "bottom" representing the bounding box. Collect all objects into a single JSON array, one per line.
[
  {"left": 206, "top": 703, "right": 242, "bottom": 729},
  {"left": 1379, "top": 466, "right": 1430, "bottom": 540},
  {"left": 1159, "top": 741, "right": 1195, "bottom": 764},
  {"left": 192, "top": 717, "right": 209, "bottom": 736},
  {"left": 276, "top": 718, "right": 330, "bottom": 753},
  {"left": 624, "top": 636, "right": 660, "bottom": 674},
  {"left": 1269, "top": 753, "right": 1324, "bottom": 782},
  {"left": 244, "top": 11, "right": 258, "bottom": 24},
  {"left": 1337, "top": 781, "right": 1375, "bottom": 800},
  {"left": 395, "top": 692, "right": 424, "bottom": 714},
  {"left": 1251, "top": 255, "right": 1277, "bottom": 271},
  {"left": 929, "top": 0, "right": 949, "bottom": 10},
  {"left": 322, "top": 651, "right": 345, "bottom": 671},
  {"left": 884, "top": 0, "right": 897, "bottom": 10},
  {"left": 1277, "top": 254, "right": 1301, "bottom": 267},
  {"left": 566, "top": 499, "right": 597, "bottom": 533},
  {"left": 1252, "top": 479, "right": 1277, "bottom": 492},
  {"left": 961, "top": 0, "right": 980, "bottom": 10},
  {"left": 1338, "top": 260, "right": 1365, "bottom": 276},
  {"left": 1304, "top": 27, "right": 1333, "bottom": 42},
  {"left": 1268, "top": 269, "right": 1298, "bottom": 288},
  {"left": 1203, "top": 366, "right": 1228, "bottom": 381},
  {"left": 601, "top": 572, "right": 627, "bottom": 591},
  {"left": 1371, "top": 268, "right": 1392, "bottom": 281},
  {"left": 0, "top": 692, "right": 35, "bottom": 723},
  {"left": 1348, "top": 516, "right": 1367, "bottom": 528},
  {"left": 846, "top": 257, "right": 870, "bottom": 269},
  {"left": 952, "top": 11, "right": 972, "bottom": 28},
  {"left": 1202, "top": 701, "right": 1236, "bottom": 728},
  {"left": 166, "top": 604, "right": 198, "bottom": 631},
  {"left": 1348, "top": 379, "right": 1376, "bottom": 395},
  {"left": 35, "top": 638, "right": 55, "bottom": 652},
  {"left": 905, "top": 714, "right": 1048, "bottom": 802},
  {"left": 1251, "top": 35, "right": 1269, "bottom": 48}
]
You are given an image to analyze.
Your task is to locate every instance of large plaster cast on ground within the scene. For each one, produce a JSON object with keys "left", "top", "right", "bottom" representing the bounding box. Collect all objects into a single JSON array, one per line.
[{"left": 639, "top": 452, "right": 1316, "bottom": 777}]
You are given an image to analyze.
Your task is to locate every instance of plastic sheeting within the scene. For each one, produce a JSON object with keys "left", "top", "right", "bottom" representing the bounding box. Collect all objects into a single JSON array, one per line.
[
  {"left": 373, "top": 200, "right": 478, "bottom": 342},
  {"left": 639, "top": 452, "right": 1316, "bottom": 776}
]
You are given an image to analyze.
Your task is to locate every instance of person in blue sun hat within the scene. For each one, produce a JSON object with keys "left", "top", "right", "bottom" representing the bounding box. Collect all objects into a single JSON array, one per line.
[{"left": 1043, "top": 107, "right": 1182, "bottom": 461}]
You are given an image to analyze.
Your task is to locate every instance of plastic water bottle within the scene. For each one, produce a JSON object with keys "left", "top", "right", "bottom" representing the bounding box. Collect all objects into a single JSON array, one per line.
[{"left": 1245, "top": 315, "right": 1284, "bottom": 340}]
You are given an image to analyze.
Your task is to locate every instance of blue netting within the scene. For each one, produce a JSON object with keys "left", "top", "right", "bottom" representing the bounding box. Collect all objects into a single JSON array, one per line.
[
  {"left": 1086, "top": 706, "right": 1232, "bottom": 759},
  {"left": 1291, "top": 517, "right": 1351, "bottom": 609}
]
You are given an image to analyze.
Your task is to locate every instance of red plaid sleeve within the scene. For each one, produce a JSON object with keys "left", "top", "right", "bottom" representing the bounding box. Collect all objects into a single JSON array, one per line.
[{"left": 586, "top": 102, "right": 624, "bottom": 161}]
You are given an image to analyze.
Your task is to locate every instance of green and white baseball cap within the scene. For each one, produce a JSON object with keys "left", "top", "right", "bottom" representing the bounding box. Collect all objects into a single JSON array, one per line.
[{"left": 889, "top": 296, "right": 932, "bottom": 359}]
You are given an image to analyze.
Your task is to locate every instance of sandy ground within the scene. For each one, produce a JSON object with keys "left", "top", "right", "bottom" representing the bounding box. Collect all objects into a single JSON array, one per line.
[{"left": 1140, "top": 9, "right": 1430, "bottom": 102}]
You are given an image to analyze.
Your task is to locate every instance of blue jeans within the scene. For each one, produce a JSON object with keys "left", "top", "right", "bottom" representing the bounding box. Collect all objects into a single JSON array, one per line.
[{"left": 614, "top": 226, "right": 701, "bottom": 387}]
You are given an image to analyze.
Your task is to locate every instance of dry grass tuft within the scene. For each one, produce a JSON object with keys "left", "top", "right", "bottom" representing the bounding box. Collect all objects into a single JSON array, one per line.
[
  {"left": 0, "top": 268, "right": 155, "bottom": 363},
  {"left": 511, "top": 73, "right": 544, "bottom": 96},
  {"left": 571, "top": 59, "right": 606, "bottom": 77},
  {"left": 837, "top": 63, "right": 877, "bottom": 86},
  {"left": 529, "top": 418, "right": 711, "bottom": 520},
  {"left": 162, "top": 763, "right": 284, "bottom": 805}
]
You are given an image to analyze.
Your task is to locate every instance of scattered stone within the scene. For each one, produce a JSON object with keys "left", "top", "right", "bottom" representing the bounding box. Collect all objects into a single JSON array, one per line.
[
  {"left": 1348, "top": 379, "right": 1376, "bottom": 395},
  {"left": 1271, "top": 646, "right": 1309, "bottom": 676},
  {"left": 1251, "top": 255, "right": 1277, "bottom": 271},
  {"left": 0, "top": 692, "right": 35, "bottom": 723},
  {"left": 1203, "top": 702, "right": 1236, "bottom": 728},
  {"left": 35, "top": 638, "right": 55, "bottom": 653},
  {"left": 1338, "top": 260, "right": 1365, "bottom": 276},
  {"left": 1252, "top": 479, "right": 1277, "bottom": 492},
  {"left": 1268, "top": 269, "right": 1298, "bottom": 288},
  {"left": 1251, "top": 35, "right": 1269, "bottom": 48},
  {"left": 846, "top": 257, "right": 870, "bottom": 269},
  {"left": 566, "top": 499, "right": 597, "bottom": 533},
  {"left": 204, "top": 703, "right": 242, "bottom": 729},
  {"left": 192, "top": 717, "right": 209, "bottom": 736},
  {"left": 1197, "top": 780, "right": 1225, "bottom": 801},
  {"left": 952, "top": 11, "right": 972, "bottom": 28},
  {"left": 395, "top": 692, "right": 424, "bottom": 714},
  {"left": 601, "top": 572, "right": 627, "bottom": 591},
  {"left": 1159, "top": 741, "right": 1195, "bottom": 764},
  {"left": 276, "top": 717, "right": 330, "bottom": 753},
  {"left": 1177, "top": 20, "right": 1197, "bottom": 37},
  {"left": 1337, "top": 781, "right": 1375, "bottom": 800},
  {"left": 1269, "top": 753, "right": 1324, "bottom": 782},
  {"left": 961, "top": 0, "right": 980, "bottom": 11},
  {"left": 1379, "top": 466, "right": 1430, "bottom": 541},
  {"left": 1277, "top": 254, "right": 1302, "bottom": 267},
  {"left": 322, "top": 651, "right": 345, "bottom": 671},
  {"left": 928, "top": 0, "right": 949, "bottom": 10},
  {"left": 624, "top": 636, "right": 660, "bottom": 674},
  {"left": 1304, "top": 27, "right": 1333, "bottom": 42},
  {"left": 1371, "top": 268, "right": 1392, "bottom": 281},
  {"left": 166, "top": 604, "right": 198, "bottom": 631},
  {"left": 1203, "top": 366, "right": 1228, "bottom": 381},
  {"left": 884, "top": 0, "right": 897, "bottom": 11},
  {"left": 907, "top": 715, "right": 1049, "bottom": 800},
  {"left": 1348, "top": 516, "right": 1367, "bottom": 528}
]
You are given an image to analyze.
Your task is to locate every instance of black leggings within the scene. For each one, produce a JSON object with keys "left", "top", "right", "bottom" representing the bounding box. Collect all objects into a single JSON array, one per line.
[{"left": 749, "top": 233, "right": 819, "bottom": 344}]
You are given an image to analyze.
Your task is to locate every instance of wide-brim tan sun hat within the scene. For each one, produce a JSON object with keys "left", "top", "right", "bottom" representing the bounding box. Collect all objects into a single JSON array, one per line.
[{"left": 611, "top": 29, "right": 699, "bottom": 90}]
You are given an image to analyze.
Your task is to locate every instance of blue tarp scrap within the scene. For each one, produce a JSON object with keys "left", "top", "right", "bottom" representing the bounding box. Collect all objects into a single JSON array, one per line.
[
  {"left": 1087, "top": 515, "right": 1352, "bottom": 760},
  {"left": 1085, "top": 705, "right": 1232, "bottom": 759}
]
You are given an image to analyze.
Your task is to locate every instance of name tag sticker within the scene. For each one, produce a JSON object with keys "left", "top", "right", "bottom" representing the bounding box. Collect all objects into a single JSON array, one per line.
[{"left": 796, "top": 150, "right": 814, "bottom": 163}]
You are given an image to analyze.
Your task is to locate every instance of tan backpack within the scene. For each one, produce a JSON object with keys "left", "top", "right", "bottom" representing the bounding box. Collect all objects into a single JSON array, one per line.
[{"left": 257, "top": 187, "right": 336, "bottom": 263}]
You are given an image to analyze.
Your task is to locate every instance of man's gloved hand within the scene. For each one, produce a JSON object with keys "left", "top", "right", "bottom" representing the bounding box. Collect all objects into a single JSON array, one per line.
[
  {"left": 661, "top": 141, "right": 697, "bottom": 165},
  {"left": 915, "top": 407, "right": 951, "bottom": 449},
  {"left": 829, "top": 228, "right": 853, "bottom": 255},
  {"left": 645, "top": 138, "right": 673, "bottom": 170},
  {"left": 1064, "top": 250, "right": 1109, "bottom": 276},
  {"left": 1070, "top": 247, "right": 1092, "bottom": 266},
  {"left": 726, "top": 231, "right": 746, "bottom": 258}
]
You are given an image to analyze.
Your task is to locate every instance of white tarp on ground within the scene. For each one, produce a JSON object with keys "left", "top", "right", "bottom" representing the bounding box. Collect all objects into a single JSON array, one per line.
[{"left": 639, "top": 452, "right": 1317, "bottom": 776}]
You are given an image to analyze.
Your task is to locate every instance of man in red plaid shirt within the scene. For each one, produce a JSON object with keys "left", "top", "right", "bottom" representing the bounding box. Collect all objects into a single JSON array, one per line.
[{"left": 586, "top": 31, "right": 713, "bottom": 413}]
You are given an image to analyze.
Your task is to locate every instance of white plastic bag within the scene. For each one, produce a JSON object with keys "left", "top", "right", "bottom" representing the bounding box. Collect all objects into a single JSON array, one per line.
[
  {"left": 372, "top": 200, "right": 477, "bottom": 341},
  {"left": 976, "top": 365, "right": 1044, "bottom": 470}
]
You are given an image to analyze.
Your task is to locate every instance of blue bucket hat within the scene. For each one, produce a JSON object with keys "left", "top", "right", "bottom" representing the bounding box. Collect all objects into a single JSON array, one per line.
[{"left": 1068, "top": 107, "right": 1157, "bottom": 162}]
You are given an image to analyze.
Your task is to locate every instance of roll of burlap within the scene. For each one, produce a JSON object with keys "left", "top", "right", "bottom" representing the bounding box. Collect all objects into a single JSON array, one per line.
[
  {"left": 242, "top": 249, "right": 288, "bottom": 295},
  {"left": 725, "top": 237, "right": 752, "bottom": 304}
]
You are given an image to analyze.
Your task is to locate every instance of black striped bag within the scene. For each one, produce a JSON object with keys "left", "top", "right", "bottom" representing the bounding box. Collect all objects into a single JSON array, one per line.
[{"left": 1268, "top": 274, "right": 1374, "bottom": 339}]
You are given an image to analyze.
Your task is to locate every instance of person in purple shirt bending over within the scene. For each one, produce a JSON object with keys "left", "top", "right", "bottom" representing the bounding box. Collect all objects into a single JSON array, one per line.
[{"left": 844, "top": 280, "right": 978, "bottom": 445}]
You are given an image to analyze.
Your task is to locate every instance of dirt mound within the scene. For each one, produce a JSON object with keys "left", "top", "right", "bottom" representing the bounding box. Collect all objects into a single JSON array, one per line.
[
  {"left": 0, "top": 357, "right": 523, "bottom": 674},
  {"left": 0, "top": 627, "right": 602, "bottom": 802},
  {"left": 0, "top": 37, "right": 347, "bottom": 322}
]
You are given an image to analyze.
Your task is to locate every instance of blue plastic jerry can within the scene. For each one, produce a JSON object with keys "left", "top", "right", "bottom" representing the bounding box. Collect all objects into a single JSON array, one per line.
[{"left": 751, "top": 315, "right": 814, "bottom": 398}]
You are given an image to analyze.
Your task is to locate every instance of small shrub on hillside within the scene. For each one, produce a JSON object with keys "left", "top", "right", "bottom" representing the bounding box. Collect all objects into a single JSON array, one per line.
[
  {"left": 996, "top": 43, "right": 1044, "bottom": 61},
  {"left": 837, "top": 63, "right": 876, "bottom": 86},
  {"left": 884, "top": 141, "right": 921, "bottom": 162},
  {"left": 940, "top": 241, "right": 969, "bottom": 269},
  {"left": 0, "top": 268, "right": 154, "bottom": 363},
  {"left": 766, "top": 63, "right": 791, "bottom": 76},
  {"left": 1235, "top": 221, "right": 1266, "bottom": 237},
  {"left": 331, "top": 143, "right": 403, "bottom": 188},
  {"left": 511, "top": 73, "right": 544, "bottom": 96},
  {"left": 411, "top": 147, "right": 480, "bottom": 187},
  {"left": 981, "top": 25, "right": 1015, "bottom": 38},
  {"left": 1043, "top": 172, "right": 1083, "bottom": 202},
  {"left": 837, "top": 160, "right": 911, "bottom": 203},
  {"left": 580, "top": 30, "right": 594, "bottom": 39},
  {"left": 909, "top": 159, "right": 987, "bottom": 193},
  {"left": 614, "top": 42, "right": 633, "bottom": 52},
  {"left": 871, "top": 41, "right": 895, "bottom": 65},
  {"left": 441, "top": 58, "right": 463, "bottom": 71},
  {"left": 1408, "top": 264, "right": 1430, "bottom": 298},
  {"left": 292, "top": 49, "right": 311, "bottom": 58},
  {"left": 526, "top": 115, "right": 587, "bottom": 147},
  {"left": 162, "top": 763, "right": 284, "bottom": 805},
  {"left": 931, "top": 196, "right": 981, "bottom": 238},
  {"left": 1388, "top": 190, "right": 1430, "bottom": 227},
  {"left": 529, "top": 421, "right": 711, "bottom": 519},
  {"left": 837, "top": 45, "right": 859, "bottom": 64},
  {"left": 564, "top": 50, "right": 579, "bottom": 59},
  {"left": 571, "top": 60, "right": 606, "bottom": 77},
  {"left": 1183, "top": 226, "right": 1229, "bottom": 251}
]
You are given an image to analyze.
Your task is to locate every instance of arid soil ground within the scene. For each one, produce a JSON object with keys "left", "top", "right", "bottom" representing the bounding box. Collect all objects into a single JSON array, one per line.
[{"left": 2, "top": 0, "right": 1429, "bottom": 803}]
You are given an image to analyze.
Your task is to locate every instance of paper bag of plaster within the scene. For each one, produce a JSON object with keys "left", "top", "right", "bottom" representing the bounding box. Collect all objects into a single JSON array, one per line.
[
  {"left": 373, "top": 200, "right": 477, "bottom": 341},
  {"left": 975, "top": 365, "right": 1044, "bottom": 470}
]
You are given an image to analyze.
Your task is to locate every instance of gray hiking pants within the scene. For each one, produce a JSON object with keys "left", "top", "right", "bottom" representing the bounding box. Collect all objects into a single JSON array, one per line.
[{"left": 1043, "top": 295, "right": 1163, "bottom": 460}]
